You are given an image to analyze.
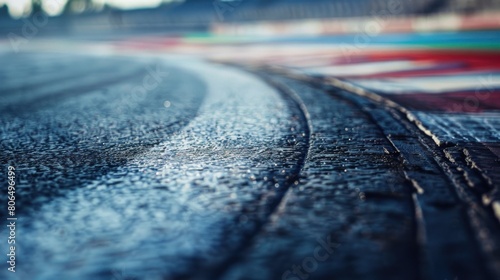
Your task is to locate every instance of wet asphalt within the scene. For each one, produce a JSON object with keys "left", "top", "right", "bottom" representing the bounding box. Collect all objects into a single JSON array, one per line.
[{"left": 0, "top": 52, "right": 499, "bottom": 280}]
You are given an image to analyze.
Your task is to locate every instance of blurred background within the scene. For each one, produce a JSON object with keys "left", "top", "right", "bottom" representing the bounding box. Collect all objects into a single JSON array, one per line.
[{"left": 0, "top": 0, "right": 499, "bottom": 35}]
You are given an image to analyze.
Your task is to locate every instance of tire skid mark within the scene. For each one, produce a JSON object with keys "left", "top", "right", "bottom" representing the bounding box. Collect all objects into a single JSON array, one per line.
[
  {"left": 0, "top": 64, "right": 122, "bottom": 96},
  {"left": 2, "top": 65, "right": 148, "bottom": 117},
  {"left": 0, "top": 56, "right": 207, "bottom": 279}
]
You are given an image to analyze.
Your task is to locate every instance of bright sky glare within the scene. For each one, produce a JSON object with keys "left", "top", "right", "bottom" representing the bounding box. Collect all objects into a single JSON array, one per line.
[{"left": 0, "top": 0, "right": 177, "bottom": 18}]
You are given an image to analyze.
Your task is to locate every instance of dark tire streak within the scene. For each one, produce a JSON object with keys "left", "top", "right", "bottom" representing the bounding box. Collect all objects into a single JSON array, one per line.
[
  {"left": 0, "top": 65, "right": 122, "bottom": 97},
  {"left": 0, "top": 56, "right": 208, "bottom": 225},
  {"left": 1, "top": 67, "right": 147, "bottom": 117}
]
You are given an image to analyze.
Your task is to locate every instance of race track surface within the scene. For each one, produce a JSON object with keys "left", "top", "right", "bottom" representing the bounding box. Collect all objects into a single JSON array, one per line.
[{"left": 0, "top": 45, "right": 499, "bottom": 280}]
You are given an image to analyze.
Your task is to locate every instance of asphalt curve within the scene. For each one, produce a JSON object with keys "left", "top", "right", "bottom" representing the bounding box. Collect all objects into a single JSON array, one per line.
[{"left": 0, "top": 53, "right": 499, "bottom": 280}]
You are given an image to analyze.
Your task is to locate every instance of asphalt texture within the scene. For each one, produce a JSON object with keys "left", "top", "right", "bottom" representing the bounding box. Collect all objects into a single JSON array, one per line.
[{"left": 0, "top": 52, "right": 499, "bottom": 280}]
